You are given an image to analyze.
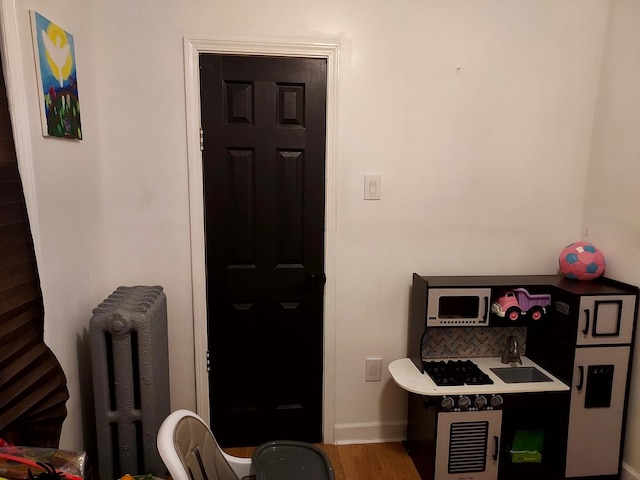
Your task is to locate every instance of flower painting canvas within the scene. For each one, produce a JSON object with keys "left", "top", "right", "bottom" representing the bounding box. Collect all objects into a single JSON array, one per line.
[{"left": 30, "top": 11, "right": 82, "bottom": 139}]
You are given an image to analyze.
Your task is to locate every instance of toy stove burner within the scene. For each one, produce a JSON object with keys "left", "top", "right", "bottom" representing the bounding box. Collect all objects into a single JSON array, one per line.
[{"left": 422, "top": 359, "right": 494, "bottom": 386}]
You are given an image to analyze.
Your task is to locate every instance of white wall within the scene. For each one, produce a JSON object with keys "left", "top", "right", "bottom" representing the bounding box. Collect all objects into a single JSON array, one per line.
[
  {"left": 88, "top": 0, "right": 609, "bottom": 443},
  {"left": 8, "top": 0, "right": 640, "bottom": 461},
  {"left": 582, "top": 0, "right": 640, "bottom": 474},
  {"left": 0, "top": 0, "right": 107, "bottom": 452}
]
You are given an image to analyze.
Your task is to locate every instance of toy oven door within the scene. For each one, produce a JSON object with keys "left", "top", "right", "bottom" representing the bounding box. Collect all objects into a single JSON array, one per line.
[{"left": 434, "top": 409, "right": 502, "bottom": 480}]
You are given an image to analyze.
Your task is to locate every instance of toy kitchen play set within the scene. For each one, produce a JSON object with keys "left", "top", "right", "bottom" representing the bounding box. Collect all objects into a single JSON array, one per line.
[{"left": 389, "top": 274, "right": 639, "bottom": 480}]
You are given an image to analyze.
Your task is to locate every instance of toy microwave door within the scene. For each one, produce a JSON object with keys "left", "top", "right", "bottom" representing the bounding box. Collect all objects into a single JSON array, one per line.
[{"left": 427, "top": 288, "right": 491, "bottom": 327}]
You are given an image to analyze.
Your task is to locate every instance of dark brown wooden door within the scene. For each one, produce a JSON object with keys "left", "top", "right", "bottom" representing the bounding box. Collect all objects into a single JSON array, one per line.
[{"left": 199, "top": 54, "right": 327, "bottom": 447}]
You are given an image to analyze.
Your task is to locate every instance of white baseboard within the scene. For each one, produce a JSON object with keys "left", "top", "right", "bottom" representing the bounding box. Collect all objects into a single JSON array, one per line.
[
  {"left": 333, "top": 421, "right": 407, "bottom": 445},
  {"left": 622, "top": 462, "right": 640, "bottom": 480}
]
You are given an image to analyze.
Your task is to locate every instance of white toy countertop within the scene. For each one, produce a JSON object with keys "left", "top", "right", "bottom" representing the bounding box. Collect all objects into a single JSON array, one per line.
[{"left": 388, "top": 356, "right": 569, "bottom": 396}]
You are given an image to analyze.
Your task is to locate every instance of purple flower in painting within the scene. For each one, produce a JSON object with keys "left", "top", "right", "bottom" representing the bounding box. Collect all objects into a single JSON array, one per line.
[{"left": 63, "top": 117, "right": 71, "bottom": 132}]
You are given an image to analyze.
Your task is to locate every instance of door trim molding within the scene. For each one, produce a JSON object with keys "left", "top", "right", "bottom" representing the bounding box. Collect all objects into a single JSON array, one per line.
[
  {"left": 0, "top": 0, "right": 43, "bottom": 260},
  {"left": 183, "top": 35, "right": 339, "bottom": 443}
]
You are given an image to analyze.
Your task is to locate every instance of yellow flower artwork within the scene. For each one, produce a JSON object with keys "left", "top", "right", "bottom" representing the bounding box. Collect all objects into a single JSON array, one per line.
[{"left": 30, "top": 11, "right": 82, "bottom": 140}]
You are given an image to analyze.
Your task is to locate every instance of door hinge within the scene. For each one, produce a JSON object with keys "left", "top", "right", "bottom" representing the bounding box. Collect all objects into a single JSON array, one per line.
[
  {"left": 200, "top": 127, "right": 204, "bottom": 151},
  {"left": 206, "top": 350, "right": 210, "bottom": 372}
]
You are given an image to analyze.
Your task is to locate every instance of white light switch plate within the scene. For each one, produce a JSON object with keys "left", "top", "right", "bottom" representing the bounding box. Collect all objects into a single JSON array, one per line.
[{"left": 364, "top": 174, "right": 382, "bottom": 200}]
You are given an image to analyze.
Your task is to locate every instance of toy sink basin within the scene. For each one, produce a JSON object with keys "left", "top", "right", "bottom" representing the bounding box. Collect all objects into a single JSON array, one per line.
[{"left": 490, "top": 366, "right": 552, "bottom": 384}]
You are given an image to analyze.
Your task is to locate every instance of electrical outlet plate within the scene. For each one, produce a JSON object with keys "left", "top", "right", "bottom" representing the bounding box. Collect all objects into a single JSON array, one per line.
[{"left": 365, "top": 357, "right": 382, "bottom": 382}]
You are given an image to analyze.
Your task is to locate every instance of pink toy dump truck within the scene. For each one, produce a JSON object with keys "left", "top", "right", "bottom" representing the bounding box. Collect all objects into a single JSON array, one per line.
[{"left": 490, "top": 288, "right": 551, "bottom": 321}]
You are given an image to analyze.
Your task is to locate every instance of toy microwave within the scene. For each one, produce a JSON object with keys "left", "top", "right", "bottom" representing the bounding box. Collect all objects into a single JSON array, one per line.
[{"left": 426, "top": 287, "right": 491, "bottom": 327}]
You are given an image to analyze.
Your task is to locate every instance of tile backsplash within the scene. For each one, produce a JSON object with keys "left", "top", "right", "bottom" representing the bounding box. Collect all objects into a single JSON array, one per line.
[{"left": 422, "top": 326, "right": 527, "bottom": 359}]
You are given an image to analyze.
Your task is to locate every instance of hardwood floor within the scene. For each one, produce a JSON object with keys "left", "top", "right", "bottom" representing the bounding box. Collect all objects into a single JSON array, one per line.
[{"left": 225, "top": 442, "right": 422, "bottom": 480}]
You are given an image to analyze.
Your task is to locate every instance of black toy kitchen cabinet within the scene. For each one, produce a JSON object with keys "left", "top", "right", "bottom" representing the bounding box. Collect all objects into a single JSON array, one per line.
[{"left": 404, "top": 274, "right": 639, "bottom": 480}]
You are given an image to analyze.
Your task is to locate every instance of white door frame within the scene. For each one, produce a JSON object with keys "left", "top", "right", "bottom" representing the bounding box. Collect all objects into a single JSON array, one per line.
[
  {"left": 183, "top": 35, "right": 339, "bottom": 444},
  {"left": 0, "top": 0, "right": 42, "bottom": 258}
]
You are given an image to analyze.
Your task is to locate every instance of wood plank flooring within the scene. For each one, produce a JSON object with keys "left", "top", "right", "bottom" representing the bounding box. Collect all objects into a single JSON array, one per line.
[{"left": 225, "top": 442, "right": 422, "bottom": 480}]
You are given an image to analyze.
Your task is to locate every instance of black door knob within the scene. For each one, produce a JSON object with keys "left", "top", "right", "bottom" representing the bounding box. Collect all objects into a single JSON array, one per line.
[{"left": 308, "top": 273, "right": 327, "bottom": 286}]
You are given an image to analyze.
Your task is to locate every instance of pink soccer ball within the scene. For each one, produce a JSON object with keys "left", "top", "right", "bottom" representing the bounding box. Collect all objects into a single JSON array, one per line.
[{"left": 559, "top": 242, "right": 605, "bottom": 280}]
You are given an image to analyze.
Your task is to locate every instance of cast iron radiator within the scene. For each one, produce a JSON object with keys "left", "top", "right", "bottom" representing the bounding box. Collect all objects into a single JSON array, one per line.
[{"left": 90, "top": 286, "right": 170, "bottom": 480}]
